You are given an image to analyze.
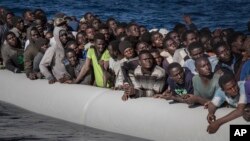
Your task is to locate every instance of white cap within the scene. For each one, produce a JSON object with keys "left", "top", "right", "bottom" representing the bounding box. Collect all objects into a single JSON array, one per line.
[
  {"left": 159, "top": 28, "right": 169, "bottom": 37},
  {"left": 149, "top": 28, "right": 158, "bottom": 32}
]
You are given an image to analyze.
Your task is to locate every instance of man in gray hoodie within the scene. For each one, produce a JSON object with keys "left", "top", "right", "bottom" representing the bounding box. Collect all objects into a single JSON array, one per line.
[{"left": 39, "top": 26, "right": 70, "bottom": 84}]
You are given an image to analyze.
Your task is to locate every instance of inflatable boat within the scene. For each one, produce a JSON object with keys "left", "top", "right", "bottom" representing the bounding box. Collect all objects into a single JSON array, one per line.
[{"left": 0, "top": 70, "right": 248, "bottom": 141}]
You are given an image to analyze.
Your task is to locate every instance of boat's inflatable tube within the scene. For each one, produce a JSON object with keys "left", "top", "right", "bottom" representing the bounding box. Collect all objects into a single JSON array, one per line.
[{"left": 0, "top": 70, "right": 248, "bottom": 140}]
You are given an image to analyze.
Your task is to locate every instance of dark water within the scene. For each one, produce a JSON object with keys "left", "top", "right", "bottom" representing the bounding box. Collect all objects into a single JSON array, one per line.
[
  {"left": 1, "top": 0, "right": 250, "bottom": 32},
  {"left": 0, "top": 101, "right": 147, "bottom": 141}
]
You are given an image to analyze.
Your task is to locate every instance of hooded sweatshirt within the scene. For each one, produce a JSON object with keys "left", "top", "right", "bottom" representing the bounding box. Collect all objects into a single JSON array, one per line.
[{"left": 39, "top": 27, "right": 69, "bottom": 80}]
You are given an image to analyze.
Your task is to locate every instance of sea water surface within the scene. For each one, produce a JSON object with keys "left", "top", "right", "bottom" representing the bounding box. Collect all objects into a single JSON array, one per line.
[
  {"left": 0, "top": 101, "right": 147, "bottom": 141},
  {"left": 0, "top": 0, "right": 250, "bottom": 140},
  {"left": 1, "top": 0, "right": 250, "bottom": 32}
]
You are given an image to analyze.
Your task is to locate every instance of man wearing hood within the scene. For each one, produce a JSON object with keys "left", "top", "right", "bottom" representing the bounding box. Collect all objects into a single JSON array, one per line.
[{"left": 39, "top": 27, "right": 70, "bottom": 84}]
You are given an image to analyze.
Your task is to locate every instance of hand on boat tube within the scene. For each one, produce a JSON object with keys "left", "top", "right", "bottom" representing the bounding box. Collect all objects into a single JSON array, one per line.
[
  {"left": 48, "top": 78, "right": 56, "bottom": 84},
  {"left": 58, "top": 74, "right": 71, "bottom": 83},
  {"left": 183, "top": 94, "right": 197, "bottom": 105},
  {"left": 207, "top": 113, "right": 216, "bottom": 124},
  {"left": 28, "top": 72, "right": 37, "bottom": 80},
  {"left": 207, "top": 120, "right": 221, "bottom": 134},
  {"left": 154, "top": 89, "right": 173, "bottom": 100},
  {"left": 36, "top": 72, "right": 43, "bottom": 79},
  {"left": 122, "top": 85, "right": 135, "bottom": 101}
]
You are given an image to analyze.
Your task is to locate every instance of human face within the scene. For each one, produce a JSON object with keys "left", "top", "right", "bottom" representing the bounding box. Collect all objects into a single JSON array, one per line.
[
  {"left": 78, "top": 23, "right": 88, "bottom": 32},
  {"left": 30, "top": 30, "right": 40, "bottom": 41},
  {"left": 66, "top": 52, "right": 77, "bottom": 66},
  {"left": 165, "top": 39, "right": 177, "bottom": 56},
  {"left": 34, "top": 19, "right": 45, "bottom": 34},
  {"left": 152, "top": 33, "right": 163, "bottom": 48},
  {"left": 59, "top": 30, "right": 68, "bottom": 45},
  {"left": 216, "top": 45, "right": 231, "bottom": 62},
  {"left": 6, "top": 13, "right": 13, "bottom": 26},
  {"left": 190, "top": 48, "right": 204, "bottom": 60},
  {"left": 123, "top": 47, "right": 134, "bottom": 59},
  {"left": 40, "top": 44, "right": 49, "bottom": 53},
  {"left": 243, "top": 104, "right": 250, "bottom": 121},
  {"left": 116, "top": 27, "right": 125, "bottom": 36},
  {"left": 68, "top": 43, "right": 80, "bottom": 54},
  {"left": 139, "top": 53, "right": 154, "bottom": 70},
  {"left": 196, "top": 59, "right": 212, "bottom": 76},
  {"left": 222, "top": 79, "right": 239, "bottom": 98},
  {"left": 151, "top": 52, "right": 163, "bottom": 66},
  {"left": 139, "top": 27, "right": 147, "bottom": 35},
  {"left": 136, "top": 42, "right": 149, "bottom": 54},
  {"left": 186, "top": 33, "right": 197, "bottom": 46},
  {"left": 129, "top": 25, "right": 140, "bottom": 37},
  {"left": 17, "top": 20, "right": 24, "bottom": 31},
  {"left": 170, "top": 32, "right": 180, "bottom": 45},
  {"left": 95, "top": 39, "right": 106, "bottom": 53},
  {"left": 100, "top": 29, "right": 110, "bottom": 41},
  {"left": 86, "top": 28, "right": 95, "bottom": 40},
  {"left": 25, "top": 11, "right": 34, "bottom": 22},
  {"left": 170, "top": 67, "right": 184, "bottom": 84},
  {"left": 76, "top": 33, "right": 87, "bottom": 46},
  {"left": 6, "top": 33, "right": 17, "bottom": 47},
  {"left": 45, "top": 32, "right": 53, "bottom": 39},
  {"left": 201, "top": 36, "right": 212, "bottom": 52},
  {"left": 234, "top": 35, "right": 245, "bottom": 51},
  {"left": 86, "top": 13, "right": 94, "bottom": 22},
  {"left": 108, "top": 45, "right": 117, "bottom": 59},
  {"left": 92, "top": 19, "right": 100, "bottom": 30},
  {"left": 108, "top": 20, "right": 117, "bottom": 30}
]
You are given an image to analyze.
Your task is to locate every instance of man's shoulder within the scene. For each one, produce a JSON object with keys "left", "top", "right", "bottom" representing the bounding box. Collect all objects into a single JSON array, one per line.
[
  {"left": 134, "top": 65, "right": 142, "bottom": 75},
  {"left": 152, "top": 66, "right": 166, "bottom": 78}
]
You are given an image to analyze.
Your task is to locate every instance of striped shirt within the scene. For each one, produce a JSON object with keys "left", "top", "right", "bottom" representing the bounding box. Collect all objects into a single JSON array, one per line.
[{"left": 133, "top": 65, "right": 166, "bottom": 97}]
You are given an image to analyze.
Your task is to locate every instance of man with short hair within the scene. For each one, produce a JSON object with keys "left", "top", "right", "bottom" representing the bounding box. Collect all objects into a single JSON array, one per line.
[
  {"left": 156, "top": 62, "right": 194, "bottom": 103},
  {"left": 214, "top": 42, "right": 242, "bottom": 79},
  {"left": 173, "top": 30, "right": 197, "bottom": 66},
  {"left": 74, "top": 33, "right": 110, "bottom": 88},
  {"left": 122, "top": 50, "right": 166, "bottom": 101},
  {"left": 207, "top": 73, "right": 247, "bottom": 134},
  {"left": 184, "top": 56, "right": 220, "bottom": 106},
  {"left": 1, "top": 31, "right": 23, "bottom": 73}
]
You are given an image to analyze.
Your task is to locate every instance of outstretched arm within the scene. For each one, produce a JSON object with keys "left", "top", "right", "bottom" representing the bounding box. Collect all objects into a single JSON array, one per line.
[
  {"left": 207, "top": 104, "right": 246, "bottom": 134},
  {"left": 207, "top": 102, "right": 217, "bottom": 124},
  {"left": 184, "top": 95, "right": 209, "bottom": 105}
]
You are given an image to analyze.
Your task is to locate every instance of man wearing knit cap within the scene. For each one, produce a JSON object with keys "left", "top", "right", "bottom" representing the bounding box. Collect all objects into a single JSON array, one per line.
[
  {"left": 119, "top": 40, "right": 135, "bottom": 59},
  {"left": 117, "top": 40, "right": 139, "bottom": 88}
]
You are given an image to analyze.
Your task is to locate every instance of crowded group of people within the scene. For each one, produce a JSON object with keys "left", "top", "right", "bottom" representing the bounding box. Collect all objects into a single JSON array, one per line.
[{"left": 0, "top": 6, "right": 250, "bottom": 134}]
